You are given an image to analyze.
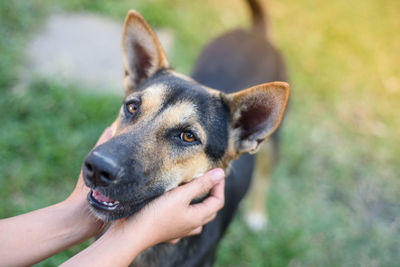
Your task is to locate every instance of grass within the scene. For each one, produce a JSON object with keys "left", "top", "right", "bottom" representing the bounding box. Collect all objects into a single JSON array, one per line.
[
  {"left": 0, "top": 1, "right": 46, "bottom": 89},
  {"left": 1, "top": 0, "right": 400, "bottom": 266}
]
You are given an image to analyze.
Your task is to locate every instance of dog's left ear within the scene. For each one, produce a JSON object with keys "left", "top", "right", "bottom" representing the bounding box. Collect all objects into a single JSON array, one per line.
[
  {"left": 226, "top": 82, "right": 289, "bottom": 155},
  {"left": 122, "top": 10, "right": 169, "bottom": 94}
]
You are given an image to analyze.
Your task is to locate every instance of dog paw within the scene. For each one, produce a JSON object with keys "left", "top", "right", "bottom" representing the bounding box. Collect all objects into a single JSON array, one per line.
[{"left": 245, "top": 212, "right": 268, "bottom": 232}]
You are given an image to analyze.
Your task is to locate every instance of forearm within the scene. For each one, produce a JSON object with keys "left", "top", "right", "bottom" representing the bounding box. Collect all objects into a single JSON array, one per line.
[
  {"left": 0, "top": 199, "right": 102, "bottom": 266},
  {"left": 61, "top": 221, "right": 147, "bottom": 267}
]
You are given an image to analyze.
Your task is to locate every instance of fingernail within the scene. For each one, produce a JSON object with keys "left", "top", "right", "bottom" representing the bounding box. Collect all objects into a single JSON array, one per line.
[{"left": 206, "top": 168, "right": 224, "bottom": 183}]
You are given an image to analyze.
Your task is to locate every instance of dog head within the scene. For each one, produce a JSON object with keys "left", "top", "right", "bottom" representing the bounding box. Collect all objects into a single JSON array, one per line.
[{"left": 82, "top": 11, "right": 289, "bottom": 221}]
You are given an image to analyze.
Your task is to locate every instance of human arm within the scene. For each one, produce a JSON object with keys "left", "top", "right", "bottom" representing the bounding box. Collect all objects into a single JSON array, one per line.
[
  {"left": 61, "top": 168, "right": 225, "bottom": 267},
  {"left": 0, "top": 197, "right": 102, "bottom": 266},
  {"left": 0, "top": 127, "right": 113, "bottom": 266}
]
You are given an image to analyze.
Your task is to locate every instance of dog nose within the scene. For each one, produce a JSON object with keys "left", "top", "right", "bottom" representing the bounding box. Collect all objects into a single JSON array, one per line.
[{"left": 83, "top": 151, "right": 120, "bottom": 187}]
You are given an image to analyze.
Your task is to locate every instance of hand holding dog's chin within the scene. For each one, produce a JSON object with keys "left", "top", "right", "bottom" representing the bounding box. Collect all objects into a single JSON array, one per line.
[
  {"left": 62, "top": 169, "right": 225, "bottom": 267},
  {"left": 113, "top": 168, "right": 225, "bottom": 248}
]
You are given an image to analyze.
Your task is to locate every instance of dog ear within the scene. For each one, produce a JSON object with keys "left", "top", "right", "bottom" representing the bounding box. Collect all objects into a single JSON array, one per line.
[
  {"left": 226, "top": 82, "right": 289, "bottom": 155},
  {"left": 121, "top": 10, "right": 169, "bottom": 94}
]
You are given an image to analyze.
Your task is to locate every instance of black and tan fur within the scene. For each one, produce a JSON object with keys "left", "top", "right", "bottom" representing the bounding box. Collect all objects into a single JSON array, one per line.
[
  {"left": 82, "top": 0, "right": 289, "bottom": 265},
  {"left": 192, "top": 0, "right": 289, "bottom": 231}
]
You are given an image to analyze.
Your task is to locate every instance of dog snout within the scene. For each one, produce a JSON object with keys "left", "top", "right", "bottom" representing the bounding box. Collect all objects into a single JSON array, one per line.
[{"left": 83, "top": 150, "right": 120, "bottom": 187}]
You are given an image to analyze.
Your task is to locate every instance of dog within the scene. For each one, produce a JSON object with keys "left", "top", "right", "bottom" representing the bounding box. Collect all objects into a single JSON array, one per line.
[
  {"left": 82, "top": 0, "right": 289, "bottom": 265},
  {"left": 192, "top": 0, "right": 289, "bottom": 232}
]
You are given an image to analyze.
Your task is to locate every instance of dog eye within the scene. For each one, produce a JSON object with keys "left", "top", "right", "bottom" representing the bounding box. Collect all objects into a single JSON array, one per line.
[
  {"left": 125, "top": 101, "right": 138, "bottom": 115},
  {"left": 180, "top": 131, "right": 196, "bottom": 143}
]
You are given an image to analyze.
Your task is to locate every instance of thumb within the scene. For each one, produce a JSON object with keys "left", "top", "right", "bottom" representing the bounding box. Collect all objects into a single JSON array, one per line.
[
  {"left": 95, "top": 125, "right": 114, "bottom": 147},
  {"left": 182, "top": 168, "right": 225, "bottom": 201}
]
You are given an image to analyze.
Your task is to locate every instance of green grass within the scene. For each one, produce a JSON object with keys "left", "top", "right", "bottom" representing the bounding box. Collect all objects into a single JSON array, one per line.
[
  {"left": 0, "top": 1, "right": 46, "bottom": 89},
  {"left": 1, "top": 0, "right": 400, "bottom": 266}
]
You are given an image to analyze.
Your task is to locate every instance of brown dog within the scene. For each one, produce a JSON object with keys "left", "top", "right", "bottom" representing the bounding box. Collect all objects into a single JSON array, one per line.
[
  {"left": 192, "top": 0, "right": 289, "bottom": 231},
  {"left": 82, "top": 0, "right": 289, "bottom": 265}
]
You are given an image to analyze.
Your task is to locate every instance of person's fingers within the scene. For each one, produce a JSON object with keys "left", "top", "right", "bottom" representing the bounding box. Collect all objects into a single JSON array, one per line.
[
  {"left": 95, "top": 124, "right": 114, "bottom": 146},
  {"left": 71, "top": 125, "right": 114, "bottom": 198},
  {"left": 189, "top": 179, "right": 225, "bottom": 222},
  {"left": 74, "top": 171, "right": 87, "bottom": 191},
  {"left": 167, "top": 226, "right": 203, "bottom": 244},
  {"left": 192, "top": 179, "right": 225, "bottom": 211},
  {"left": 202, "top": 212, "right": 217, "bottom": 225},
  {"left": 188, "top": 226, "right": 203, "bottom": 236},
  {"left": 179, "top": 169, "right": 225, "bottom": 202},
  {"left": 168, "top": 238, "right": 180, "bottom": 244}
]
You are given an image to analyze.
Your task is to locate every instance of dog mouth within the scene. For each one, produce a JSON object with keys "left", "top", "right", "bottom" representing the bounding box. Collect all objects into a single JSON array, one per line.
[
  {"left": 85, "top": 185, "right": 165, "bottom": 221},
  {"left": 88, "top": 190, "right": 120, "bottom": 211}
]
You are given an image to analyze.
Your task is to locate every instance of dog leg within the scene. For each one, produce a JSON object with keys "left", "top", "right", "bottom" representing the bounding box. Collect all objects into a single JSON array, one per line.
[{"left": 245, "top": 139, "right": 275, "bottom": 232}]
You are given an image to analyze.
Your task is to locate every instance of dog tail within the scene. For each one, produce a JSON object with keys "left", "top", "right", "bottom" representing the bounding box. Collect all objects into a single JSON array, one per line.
[{"left": 246, "top": 0, "right": 268, "bottom": 36}]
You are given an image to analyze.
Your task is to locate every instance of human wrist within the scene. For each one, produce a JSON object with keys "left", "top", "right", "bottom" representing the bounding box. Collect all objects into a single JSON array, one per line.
[
  {"left": 121, "top": 212, "right": 164, "bottom": 249},
  {"left": 83, "top": 220, "right": 149, "bottom": 266},
  {"left": 60, "top": 198, "right": 104, "bottom": 240},
  {"left": 107, "top": 218, "right": 152, "bottom": 250}
]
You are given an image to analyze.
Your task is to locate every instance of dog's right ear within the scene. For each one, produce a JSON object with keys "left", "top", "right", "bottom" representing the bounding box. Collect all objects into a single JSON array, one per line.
[
  {"left": 122, "top": 10, "right": 169, "bottom": 95},
  {"left": 226, "top": 82, "right": 289, "bottom": 155}
]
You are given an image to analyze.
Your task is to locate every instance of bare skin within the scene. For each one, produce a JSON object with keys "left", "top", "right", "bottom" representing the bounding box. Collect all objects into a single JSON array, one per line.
[{"left": 0, "top": 127, "right": 225, "bottom": 267}]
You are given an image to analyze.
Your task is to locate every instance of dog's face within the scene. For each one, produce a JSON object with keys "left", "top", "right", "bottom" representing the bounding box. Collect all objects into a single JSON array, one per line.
[{"left": 82, "top": 11, "right": 289, "bottom": 221}]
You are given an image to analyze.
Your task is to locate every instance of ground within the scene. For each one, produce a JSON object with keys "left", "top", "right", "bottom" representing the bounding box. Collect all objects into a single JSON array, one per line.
[{"left": 0, "top": 0, "right": 399, "bottom": 266}]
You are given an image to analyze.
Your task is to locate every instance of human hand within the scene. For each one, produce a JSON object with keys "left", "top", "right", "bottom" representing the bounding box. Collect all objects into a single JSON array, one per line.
[
  {"left": 107, "top": 168, "right": 225, "bottom": 248},
  {"left": 0, "top": 125, "right": 116, "bottom": 267},
  {"left": 61, "top": 169, "right": 225, "bottom": 267},
  {"left": 63, "top": 125, "right": 114, "bottom": 236},
  {"left": 66, "top": 125, "right": 114, "bottom": 204}
]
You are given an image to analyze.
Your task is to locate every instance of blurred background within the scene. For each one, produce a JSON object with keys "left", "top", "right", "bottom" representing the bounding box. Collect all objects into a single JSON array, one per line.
[{"left": 1, "top": 0, "right": 399, "bottom": 266}]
